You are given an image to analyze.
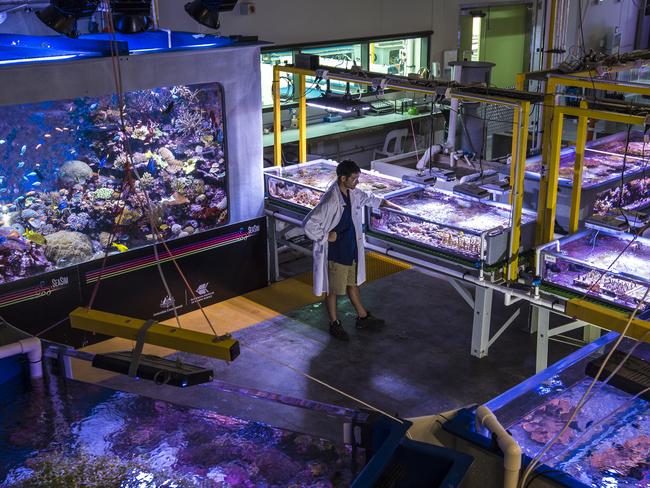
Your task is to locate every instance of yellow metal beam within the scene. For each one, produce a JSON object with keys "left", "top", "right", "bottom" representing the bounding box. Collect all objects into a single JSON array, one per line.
[
  {"left": 273, "top": 66, "right": 282, "bottom": 166},
  {"left": 536, "top": 77, "right": 557, "bottom": 243},
  {"left": 569, "top": 102, "right": 588, "bottom": 233},
  {"left": 540, "top": 109, "right": 564, "bottom": 243},
  {"left": 509, "top": 74, "right": 527, "bottom": 204},
  {"left": 298, "top": 73, "right": 307, "bottom": 163},
  {"left": 69, "top": 307, "right": 239, "bottom": 362},
  {"left": 508, "top": 101, "right": 530, "bottom": 281},
  {"left": 565, "top": 299, "right": 650, "bottom": 342},
  {"left": 547, "top": 74, "right": 650, "bottom": 98}
]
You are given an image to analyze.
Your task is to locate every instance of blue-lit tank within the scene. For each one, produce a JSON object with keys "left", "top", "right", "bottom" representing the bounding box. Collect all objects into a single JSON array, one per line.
[
  {"left": 0, "top": 375, "right": 354, "bottom": 487},
  {"left": 0, "top": 82, "right": 228, "bottom": 285},
  {"left": 443, "top": 334, "right": 650, "bottom": 488}
]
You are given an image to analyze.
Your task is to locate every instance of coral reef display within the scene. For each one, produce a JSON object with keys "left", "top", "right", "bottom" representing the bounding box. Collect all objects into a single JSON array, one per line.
[
  {"left": 505, "top": 377, "right": 650, "bottom": 488},
  {"left": 0, "top": 83, "right": 228, "bottom": 285},
  {"left": 590, "top": 131, "right": 650, "bottom": 158},
  {"left": 369, "top": 188, "right": 535, "bottom": 261},
  {"left": 0, "top": 376, "right": 354, "bottom": 487},
  {"left": 527, "top": 151, "right": 644, "bottom": 188},
  {"left": 541, "top": 230, "right": 650, "bottom": 310},
  {"left": 265, "top": 161, "right": 410, "bottom": 210},
  {"left": 594, "top": 177, "right": 650, "bottom": 216}
]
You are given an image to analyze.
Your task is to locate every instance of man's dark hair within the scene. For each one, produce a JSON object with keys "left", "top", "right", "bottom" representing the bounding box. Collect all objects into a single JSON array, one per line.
[{"left": 336, "top": 159, "right": 361, "bottom": 179}]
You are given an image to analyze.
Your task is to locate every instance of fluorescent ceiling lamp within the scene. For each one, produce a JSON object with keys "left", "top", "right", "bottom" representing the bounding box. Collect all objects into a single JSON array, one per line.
[{"left": 306, "top": 96, "right": 371, "bottom": 114}]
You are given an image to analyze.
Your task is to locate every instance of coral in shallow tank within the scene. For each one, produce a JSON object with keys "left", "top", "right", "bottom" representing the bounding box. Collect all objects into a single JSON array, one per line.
[{"left": 0, "top": 82, "right": 229, "bottom": 285}]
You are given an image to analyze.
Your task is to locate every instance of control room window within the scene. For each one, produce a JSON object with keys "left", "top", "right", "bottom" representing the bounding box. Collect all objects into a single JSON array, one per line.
[
  {"left": 260, "top": 50, "right": 293, "bottom": 107},
  {"left": 369, "top": 37, "right": 428, "bottom": 76},
  {"left": 301, "top": 44, "right": 364, "bottom": 97}
]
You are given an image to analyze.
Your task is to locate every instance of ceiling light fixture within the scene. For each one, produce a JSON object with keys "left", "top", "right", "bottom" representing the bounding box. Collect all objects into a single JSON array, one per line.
[
  {"left": 184, "top": 0, "right": 238, "bottom": 30},
  {"left": 36, "top": 0, "right": 100, "bottom": 38},
  {"left": 111, "top": 0, "right": 153, "bottom": 34}
]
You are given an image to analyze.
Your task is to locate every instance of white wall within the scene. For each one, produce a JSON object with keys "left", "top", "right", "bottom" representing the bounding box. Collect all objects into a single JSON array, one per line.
[
  {"left": 564, "top": 0, "right": 641, "bottom": 54},
  {"left": 156, "top": 0, "right": 503, "bottom": 65}
]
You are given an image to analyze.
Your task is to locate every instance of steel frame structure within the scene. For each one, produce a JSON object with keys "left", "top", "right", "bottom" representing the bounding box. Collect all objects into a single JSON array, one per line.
[{"left": 267, "top": 63, "right": 650, "bottom": 371}]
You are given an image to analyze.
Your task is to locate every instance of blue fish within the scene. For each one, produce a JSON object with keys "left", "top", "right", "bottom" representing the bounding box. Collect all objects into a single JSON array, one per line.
[
  {"left": 0, "top": 236, "right": 6, "bottom": 245},
  {"left": 17, "top": 162, "right": 25, "bottom": 168},
  {"left": 0, "top": 140, "right": 5, "bottom": 145},
  {"left": 89, "top": 103, "right": 98, "bottom": 110},
  {"left": 26, "top": 171, "right": 38, "bottom": 177},
  {"left": 99, "top": 156, "right": 107, "bottom": 168},
  {"left": 20, "top": 145, "right": 26, "bottom": 155},
  {"left": 58, "top": 201, "right": 68, "bottom": 210},
  {"left": 147, "top": 157, "right": 157, "bottom": 176},
  {"left": 31, "top": 182, "right": 41, "bottom": 187},
  {"left": 217, "top": 128, "right": 223, "bottom": 144}
]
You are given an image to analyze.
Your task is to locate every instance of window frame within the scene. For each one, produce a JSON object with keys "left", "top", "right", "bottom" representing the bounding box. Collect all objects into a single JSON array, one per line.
[{"left": 260, "top": 31, "right": 432, "bottom": 112}]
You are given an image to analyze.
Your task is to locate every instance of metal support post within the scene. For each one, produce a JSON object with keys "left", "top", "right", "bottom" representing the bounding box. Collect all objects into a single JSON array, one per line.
[
  {"left": 298, "top": 74, "right": 307, "bottom": 163},
  {"left": 583, "top": 323, "right": 601, "bottom": 343},
  {"left": 508, "top": 101, "right": 531, "bottom": 281},
  {"left": 471, "top": 286, "right": 493, "bottom": 358},
  {"left": 534, "top": 305, "right": 550, "bottom": 372},
  {"left": 569, "top": 101, "right": 589, "bottom": 233},
  {"left": 267, "top": 215, "right": 280, "bottom": 283},
  {"left": 273, "top": 66, "right": 282, "bottom": 166},
  {"left": 541, "top": 110, "right": 565, "bottom": 243}
]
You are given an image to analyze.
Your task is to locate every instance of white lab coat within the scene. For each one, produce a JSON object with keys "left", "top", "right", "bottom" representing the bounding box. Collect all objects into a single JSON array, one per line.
[{"left": 303, "top": 182, "right": 383, "bottom": 296}]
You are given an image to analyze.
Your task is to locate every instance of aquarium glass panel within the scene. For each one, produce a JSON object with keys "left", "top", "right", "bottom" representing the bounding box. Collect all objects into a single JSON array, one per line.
[
  {"left": 265, "top": 161, "right": 411, "bottom": 211},
  {"left": 0, "top": 83, "right": 228, "bottom": 285},
  {"left": 526, "top": 151, "right": 644, "bottom": 188},
  {"left": 368, "top": 188, "right": 535, "bottom": 261},
  {"left": 489, "top": 341, "right": 650, "bottom": 488},
  {"left": 541, "top": 230, "right": 650, "bottom": 310},
  {"left": 590, "top": 130, "right": 650, "bottom": 159},
  {"left": 594, "top": 177, "right": 650, "bottom": 216}
]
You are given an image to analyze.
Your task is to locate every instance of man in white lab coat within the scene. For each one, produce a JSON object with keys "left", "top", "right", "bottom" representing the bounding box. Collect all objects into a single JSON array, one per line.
[{"left": 303, "top": 160, "right": 403, "bottom": 340}]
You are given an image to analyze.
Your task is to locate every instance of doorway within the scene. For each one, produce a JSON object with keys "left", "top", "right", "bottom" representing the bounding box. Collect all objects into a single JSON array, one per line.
[{"left": 459, "top": 3, "right": 533, "bottom": 88}]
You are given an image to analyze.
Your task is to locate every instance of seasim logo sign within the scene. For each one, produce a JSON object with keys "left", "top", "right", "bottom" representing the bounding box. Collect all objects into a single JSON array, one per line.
[{"left": 191, "top": 282, "right": 214, "bottom": 304}]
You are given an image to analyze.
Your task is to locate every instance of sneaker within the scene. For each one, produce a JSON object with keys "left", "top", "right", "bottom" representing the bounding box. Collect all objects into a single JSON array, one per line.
[
  {"left": 355, "top": 311, "right": 385, "bottom": 329},
  {"left": 329, "top": 320, "right": 350, "bottom": 341}
]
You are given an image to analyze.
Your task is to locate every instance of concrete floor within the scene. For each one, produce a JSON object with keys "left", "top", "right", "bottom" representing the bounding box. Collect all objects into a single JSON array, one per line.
[{"left": 96, "top": 267, "right": 576, "bottom": 442}]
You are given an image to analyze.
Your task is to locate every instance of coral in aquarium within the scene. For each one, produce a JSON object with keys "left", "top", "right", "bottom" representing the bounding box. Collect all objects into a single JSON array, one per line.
[
  {"left": 0, "top": 378, "right": 355, "bottom": 487},
  {"left": 527, "top": 151, "right": 643, "bottom": 187},
  {"left": 594, "top": 177, "right": 650, "bottom": 215},
  {"left": 266, "top": 162, "right": 410, "bottom": 210},
  {"left": 0, "top": 82, "right": 229, "bottom": 285},
  {"left": 542, "top": 231, "right": 650, "bottom": 310},
  {"left": 368, "top": 188, "right": 534, "bottom": 260}
]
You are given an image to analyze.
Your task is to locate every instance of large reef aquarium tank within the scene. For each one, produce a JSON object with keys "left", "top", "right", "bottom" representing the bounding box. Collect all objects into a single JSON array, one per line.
[
  {"left": 0, "top": 82, "right": 228, "bottom": 285},
  {"left": 523, "top": 130, "right": 649, "bottom": 231},
  {"left": 443, "top": 334, "right": 650, "bottom": 488},
  {"left": 0, "top": 374, "right": 356, "bottom": 487}
]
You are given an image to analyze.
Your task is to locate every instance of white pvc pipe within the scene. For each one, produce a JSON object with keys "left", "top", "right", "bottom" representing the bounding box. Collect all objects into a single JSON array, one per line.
[
  {"left": 476, "top": 405, "right": 521, "bottom": 488},
  {"left": 0, "top": 337, "right": 42, "bottom": 379}
]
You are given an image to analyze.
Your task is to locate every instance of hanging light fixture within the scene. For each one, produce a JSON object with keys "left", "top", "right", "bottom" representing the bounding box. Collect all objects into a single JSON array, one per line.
[
  {"left": 184, "top": 0, "right": 238, "bottom": 30},
  {"left": 111, "top": 0, "right": 153, "bottom": 34},
  {"left": 36, "top": 0, "right": 100, "bottom": 38}
]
